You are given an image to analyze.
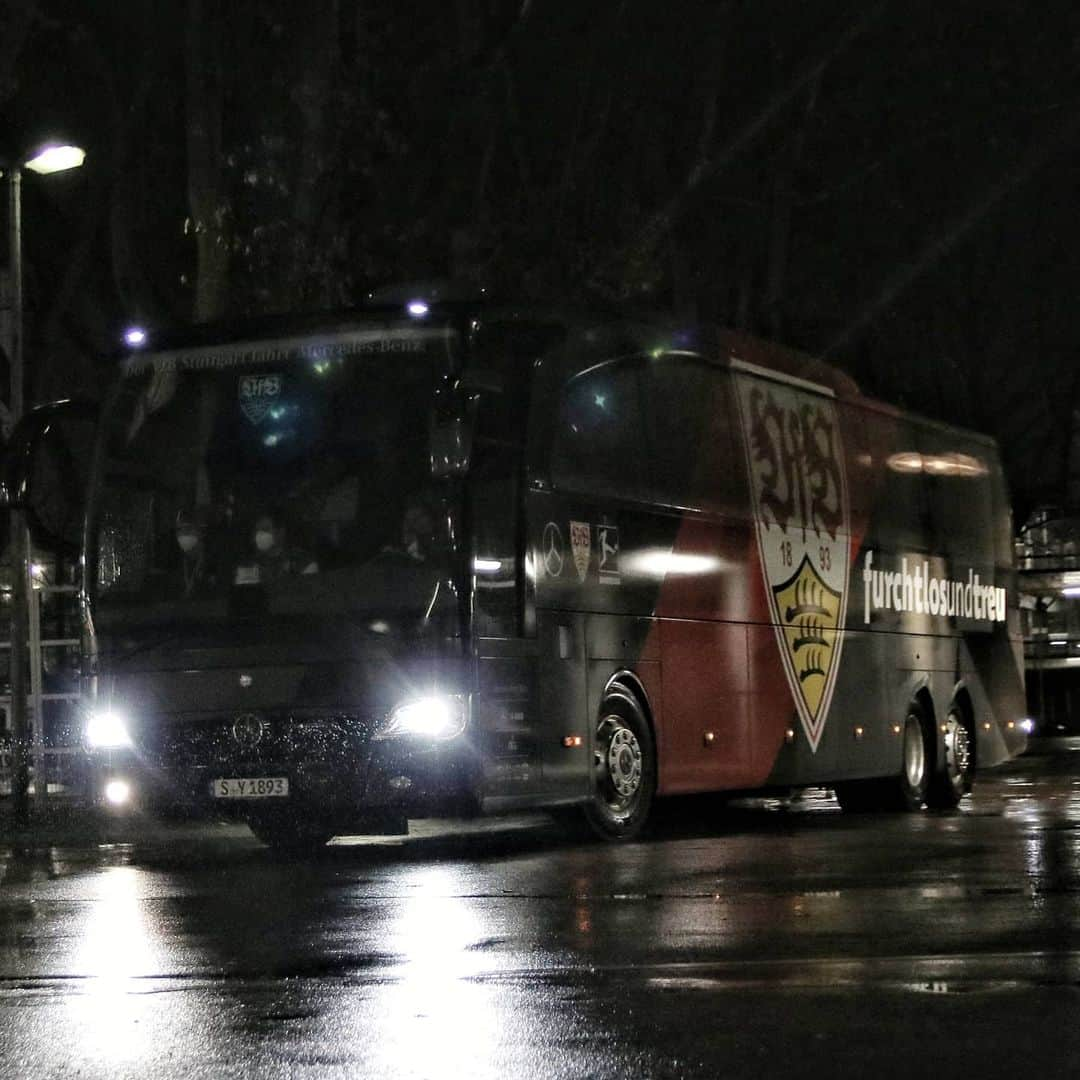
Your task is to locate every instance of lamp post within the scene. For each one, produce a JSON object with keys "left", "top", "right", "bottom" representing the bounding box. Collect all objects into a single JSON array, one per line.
[{"left": 3, "top": 142, "right": 85, "bottom": 826}]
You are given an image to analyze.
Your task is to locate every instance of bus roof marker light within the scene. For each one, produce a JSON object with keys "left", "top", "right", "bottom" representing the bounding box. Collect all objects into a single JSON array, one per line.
[{"left": 406, "top": 299, "right": 430, "bottom": 318}]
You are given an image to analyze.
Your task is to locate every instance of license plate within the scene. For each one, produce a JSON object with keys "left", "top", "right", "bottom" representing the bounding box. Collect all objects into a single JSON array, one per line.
[{"left": 211, "top": 777, "right": 289, "bottom": 799}]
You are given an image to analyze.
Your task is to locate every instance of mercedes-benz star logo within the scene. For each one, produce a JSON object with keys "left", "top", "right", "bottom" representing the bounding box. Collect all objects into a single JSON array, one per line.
[
  {"left": 232, "top": 712, "right": 265, "bottom": 749},
  {"left": 542, "top": 521, "right": 564, "bottom": 578}
]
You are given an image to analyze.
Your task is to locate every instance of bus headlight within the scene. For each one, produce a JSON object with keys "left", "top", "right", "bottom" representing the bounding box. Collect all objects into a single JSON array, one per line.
[
  {"left": 376, "top": 695, "right": 468, "bottom": 741},
  {"left": 86, "top": 708, "right": 133, "bottom": 749},
  {"left": 104, "top": 778, "right": 132, "bottom": 805}
]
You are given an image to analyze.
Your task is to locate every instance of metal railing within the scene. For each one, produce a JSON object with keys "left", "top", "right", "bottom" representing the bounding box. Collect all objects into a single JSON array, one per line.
[{"left": 0, "top": 580, "right": 87, "bottom": 801}]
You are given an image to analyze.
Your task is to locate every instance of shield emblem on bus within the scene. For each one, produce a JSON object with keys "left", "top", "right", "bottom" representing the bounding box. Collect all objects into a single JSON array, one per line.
[
  {"left": 734, "top": 369, "right": 850, "bottom": 752},
  {"left": 570, "top": 521, "right": 591, "bottom": 582},
  {"left": 238, "top": 374, "right": 282, "bottom": 425}
]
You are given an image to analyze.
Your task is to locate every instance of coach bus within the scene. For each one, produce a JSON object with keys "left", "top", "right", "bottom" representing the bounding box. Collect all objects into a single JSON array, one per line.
[{"left": 8, "top": 290, "right": 1028, "bottom": 849}]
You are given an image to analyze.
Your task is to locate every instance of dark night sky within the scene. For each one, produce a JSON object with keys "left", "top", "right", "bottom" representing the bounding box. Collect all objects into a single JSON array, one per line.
[{"left": 3, "top": 0, "right": 1080, "bottom": 514}]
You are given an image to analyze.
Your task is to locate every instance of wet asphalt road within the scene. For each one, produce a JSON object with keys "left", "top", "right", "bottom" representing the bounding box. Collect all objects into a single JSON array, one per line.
[{"left": 2, "top": 746, "right": 1079, "bottom": 1079}]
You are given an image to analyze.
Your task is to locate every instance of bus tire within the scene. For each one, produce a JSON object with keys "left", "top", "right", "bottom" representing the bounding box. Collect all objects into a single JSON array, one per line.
[
  {"left": 836, "top": 704, "right": 931, "bottom": 813},
  {"left": 926, "top": 705, "right": 974, "bottom": 810},
  {"left": 583, "top": 691, "right": 656, "bottom": 841},
  {"left": 888, "top": 703, "right": 932, "bottom": 811}
]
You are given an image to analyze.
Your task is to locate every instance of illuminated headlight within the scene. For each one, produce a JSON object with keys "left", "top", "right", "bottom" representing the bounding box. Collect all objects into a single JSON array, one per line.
[
  {"left": 104, "top": 779, "right": 132, "bottom": 806},
  {"left": 376, "top": 695, "right": 468, "bottom": 741},
  {"left": 85, "top": 709, "right": 133, "bottom": 749},
  {"left": 1020, "top": 718, "right": 1035, "bottom": 735}
]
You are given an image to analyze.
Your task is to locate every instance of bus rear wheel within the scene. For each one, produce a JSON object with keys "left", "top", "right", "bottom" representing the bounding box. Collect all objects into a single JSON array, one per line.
[
  {"left": 926, "top": 706, "right": 974, "bottom": 809},
  {"left": 835, "top": 704, "right": 931, "bottom": 813},
  {"left": 583, "top": 692, "right": 656, "bottom": 841},
  {"left": 893, "top": 706, "right": 931, "bottom": 809}
]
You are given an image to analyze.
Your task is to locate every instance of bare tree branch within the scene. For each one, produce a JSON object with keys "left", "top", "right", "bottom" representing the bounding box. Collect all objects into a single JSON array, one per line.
[
  {"left": 592, "top": 2, "right": 888, "bottom": 291},
  {"left": 826, "top": 108, "right": 1080, "bottom": 356}
]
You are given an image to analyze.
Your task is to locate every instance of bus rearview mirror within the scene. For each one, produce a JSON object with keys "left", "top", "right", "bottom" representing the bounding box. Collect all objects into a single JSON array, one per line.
[{"left": 5, "top": 398, "right": 99, "bottom": 555}]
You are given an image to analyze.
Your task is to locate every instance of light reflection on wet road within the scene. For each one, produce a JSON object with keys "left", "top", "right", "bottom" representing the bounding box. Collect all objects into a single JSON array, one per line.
[{"left": 2, "top": 746, "right": 1080, "bottom": 1078}]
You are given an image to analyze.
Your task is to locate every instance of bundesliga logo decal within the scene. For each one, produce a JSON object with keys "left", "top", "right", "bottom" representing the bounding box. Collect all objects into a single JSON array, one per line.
[{"left": 735, "top": 372, "right": 850, "bottom": 753}]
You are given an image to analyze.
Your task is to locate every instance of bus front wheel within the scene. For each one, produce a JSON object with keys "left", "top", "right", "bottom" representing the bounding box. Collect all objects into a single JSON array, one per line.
[{"left": 583, "top": 692, "right": 656, "bottom": 840}]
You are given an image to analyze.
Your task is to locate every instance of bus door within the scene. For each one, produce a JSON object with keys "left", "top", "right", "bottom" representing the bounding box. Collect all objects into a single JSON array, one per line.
[{"left": 468, "top": 320, "right": 574, "bottom": 807}]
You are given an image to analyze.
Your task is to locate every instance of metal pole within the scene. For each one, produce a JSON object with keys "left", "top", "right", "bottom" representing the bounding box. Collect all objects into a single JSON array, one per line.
[
  {"left": 7, "top": 166, "right": 31, "bottom": 827},
  {"left": 28, "top": 580, "right": 45, "bottom": 801}
]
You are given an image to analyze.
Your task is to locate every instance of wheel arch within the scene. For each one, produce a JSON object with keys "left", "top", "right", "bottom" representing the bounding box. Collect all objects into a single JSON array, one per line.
[
  {"left": 602, "top": 669, "right": 658, "bottom": 771},
  {"left": 602, "top": 669, "right": 655, "bottom": 730}
]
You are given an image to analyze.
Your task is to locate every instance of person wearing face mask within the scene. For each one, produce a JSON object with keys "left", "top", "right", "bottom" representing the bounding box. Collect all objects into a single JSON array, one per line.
[
  {"left": 175, "top": 509, "right": 207, "bottom": 596},
  {"left": 251, "top": 513, "right": 319, "bottom": 581}
]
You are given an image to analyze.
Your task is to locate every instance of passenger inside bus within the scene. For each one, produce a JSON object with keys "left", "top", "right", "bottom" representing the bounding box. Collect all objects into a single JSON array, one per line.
[
  {"left": 174, "top": 508, "right": 211, "bottom": 597},
  {"left": 250, "top": 513, "right": 320, "bottom": 581}
]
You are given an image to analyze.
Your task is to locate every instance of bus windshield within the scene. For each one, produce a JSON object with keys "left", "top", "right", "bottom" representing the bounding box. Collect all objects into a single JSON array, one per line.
[{"left": 90, "top": 325, "right": 459, "bottom": 631}]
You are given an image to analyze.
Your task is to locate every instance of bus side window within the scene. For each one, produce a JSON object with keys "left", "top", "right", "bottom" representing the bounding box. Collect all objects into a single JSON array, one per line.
[
  {"left": 643, "top": 355, "right": 741, "bottom": 514},
  {"left": 919, "top": 429, "right": 994, "bottom": 566},
  {"left": 550, "top": 360, "right": 648, "bottom": 500},
  {"left": 866, "top": 416, "right": 933, "bottom": 556}
]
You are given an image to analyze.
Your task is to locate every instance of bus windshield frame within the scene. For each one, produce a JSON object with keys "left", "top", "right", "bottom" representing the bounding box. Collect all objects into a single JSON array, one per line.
[{"left": 85, "top": 320, "right": 464, "bottom": 642}]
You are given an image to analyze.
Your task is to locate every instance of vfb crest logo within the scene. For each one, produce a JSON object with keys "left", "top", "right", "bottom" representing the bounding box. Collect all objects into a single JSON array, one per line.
[
  {"left": 734, "top": 372, "right": 850, "bottom": 753},
  {"left": 239, "top": 374, "right": 282, "bottom": 425}
]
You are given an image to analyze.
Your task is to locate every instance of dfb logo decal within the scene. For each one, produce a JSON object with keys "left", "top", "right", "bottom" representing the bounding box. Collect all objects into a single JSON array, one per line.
[{"left": 734, "top": 371, "right": 850, "bottom": 753}]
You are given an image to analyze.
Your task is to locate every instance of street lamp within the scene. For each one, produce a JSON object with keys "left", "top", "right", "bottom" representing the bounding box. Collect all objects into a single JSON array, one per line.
[
  {"left": 3, "top": 140, "right": 85, "bottom": 826},
  {"left": 23, "top": 144, "right": 86, "bottom": 177}
]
